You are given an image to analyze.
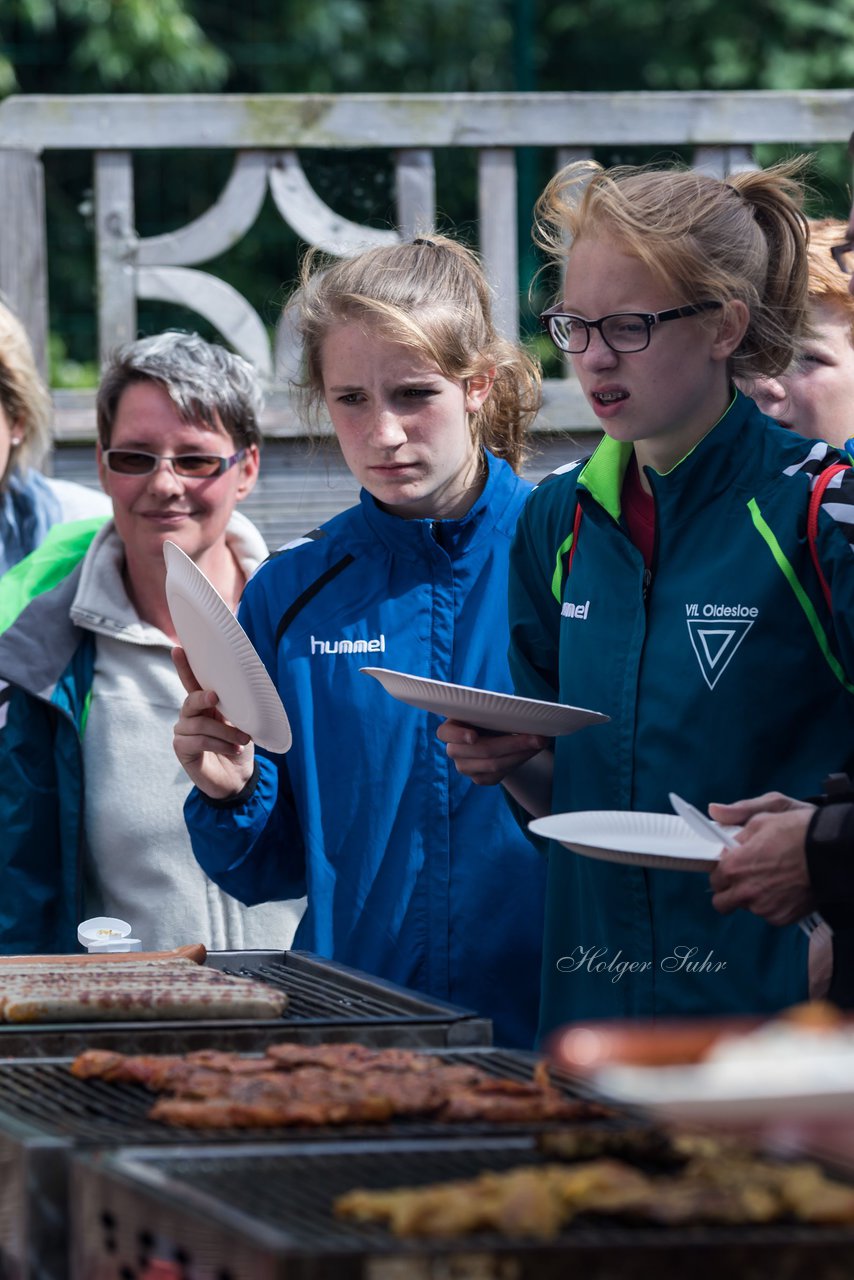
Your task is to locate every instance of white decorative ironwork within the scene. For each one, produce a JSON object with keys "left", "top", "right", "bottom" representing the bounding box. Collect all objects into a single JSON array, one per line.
[{"left": 0, "top": 91, "right": 852, "bottom": 439}]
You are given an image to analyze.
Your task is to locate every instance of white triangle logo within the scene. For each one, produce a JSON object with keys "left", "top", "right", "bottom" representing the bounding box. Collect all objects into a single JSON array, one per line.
[{"left": 687, "top": 618, "right": 753, "bottom": 689}]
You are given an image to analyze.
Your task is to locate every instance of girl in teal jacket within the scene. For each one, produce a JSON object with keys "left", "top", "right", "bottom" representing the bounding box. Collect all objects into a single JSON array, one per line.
[{"left": 440, "top": 159, "right": 854, "bottom": 1039}]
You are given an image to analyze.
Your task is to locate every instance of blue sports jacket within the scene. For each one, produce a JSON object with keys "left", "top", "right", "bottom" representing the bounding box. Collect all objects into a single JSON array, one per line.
[{"left": 185, "top": 452, "right": 547, "bottom": 1047}]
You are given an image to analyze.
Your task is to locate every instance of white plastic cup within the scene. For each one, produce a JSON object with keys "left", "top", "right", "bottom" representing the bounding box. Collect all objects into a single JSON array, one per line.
[{"left": 77, "top": 916, "right": 142, "bottom": 953}]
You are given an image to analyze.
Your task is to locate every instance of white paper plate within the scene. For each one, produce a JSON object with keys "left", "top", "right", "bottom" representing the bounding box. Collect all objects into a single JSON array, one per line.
[
  {"left": 528, "top": 810, "right": 720, "bottom": 871},
  {"left": 164, "top": 541, "right": 292, "bottom": 753},
  {"left": 359, "top": 667, "right": 609, "bottom": 737},
  {"left": 591, "top": 1062, "right": 854, "bottom": 1122}
]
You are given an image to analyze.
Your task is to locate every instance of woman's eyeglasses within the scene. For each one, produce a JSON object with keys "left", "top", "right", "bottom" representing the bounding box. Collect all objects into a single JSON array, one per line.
[
  {"left": 102, "top": 448, "right": 246, "bottom": 477},
  {"left": 540, "top": 301, "right": 722, "bottom": 354}
]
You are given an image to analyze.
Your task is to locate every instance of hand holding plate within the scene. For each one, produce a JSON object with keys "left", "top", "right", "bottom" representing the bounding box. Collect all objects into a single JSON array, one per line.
[
  {"left": 707, "top": 801, "right": 817, "bottom": 928},
  {"left": 172, "top": 645, "right": 256, "bottom": 800},
  {"left": 438, "top": 718, "right": 549, "bottom": 787},
  {"left": 164, "top": 541, "right": 291, "bottom": 753}
]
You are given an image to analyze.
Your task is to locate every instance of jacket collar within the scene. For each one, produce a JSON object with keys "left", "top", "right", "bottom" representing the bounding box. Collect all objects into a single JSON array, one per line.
[
  {"left": 0, "top": 510, "right": 269, "bottom": 698},
  {"left": 359, "top": 449, "right": 523, "bottom": 559},
  {"left": 578, "top": 388, "right": 752, "bottom": 524},
  {"left": 70, "top": 509, "right": 268, "bottom": 646},
  {"left": 0, "top": 468, "right": 63, "bottom": 576}
]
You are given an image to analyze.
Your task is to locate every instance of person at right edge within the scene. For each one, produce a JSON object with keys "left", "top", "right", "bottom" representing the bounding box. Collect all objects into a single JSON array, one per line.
[
  {"left": 439, "top": 157, "right": 854, "bottom": 1041},
  {"left": 709, "top": 780, "right": 854, "bottom": 1008},
  {"left": 706, "top": 139, "right": 854, "bottom": 1012}
]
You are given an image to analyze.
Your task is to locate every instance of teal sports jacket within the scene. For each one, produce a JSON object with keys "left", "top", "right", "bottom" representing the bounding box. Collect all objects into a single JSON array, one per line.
[{"left": 508, "top": 392, "right": 854, "bottom": 1037}]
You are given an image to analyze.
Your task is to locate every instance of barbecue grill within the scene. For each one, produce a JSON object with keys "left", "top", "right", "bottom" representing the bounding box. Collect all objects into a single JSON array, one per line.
[
  {"left": 69, "top": 1138, "right": 854, "bottom": 1280},
  {"left": 0, "top": 950, "right": 491, "bottom": 1057},
  {"left": 0, "top": 1047, "right": 588, "bottom": 1280}
]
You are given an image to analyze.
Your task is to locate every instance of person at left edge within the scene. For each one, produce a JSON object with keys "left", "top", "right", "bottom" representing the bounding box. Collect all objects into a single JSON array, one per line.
[
  {"left": 175, "top": 236, "right": 546, "bottom": 1048},
  {"left": 0, "top": 297, "right": 111, "bottom": 575},
  {"left": 0, "top": 331, "right": 305, "bottom": 955}
]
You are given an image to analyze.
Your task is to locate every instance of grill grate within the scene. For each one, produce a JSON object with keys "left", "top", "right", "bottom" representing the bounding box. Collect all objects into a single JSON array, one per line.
[
  {"left": 0, "top": 951, "right": 491, "bottom": 1055},
  {"left": 142, "top": 1145, "right": 575, "bottom": 1252},
  {"left": 215, "top": 959, "right": 413, "bottom": 1019},
  {"left": 99, "top": 1142, "right": 854, "bottom": 1256},
  {"left": 0, "top": 1051, "right": 601, "bottom": 1146}
]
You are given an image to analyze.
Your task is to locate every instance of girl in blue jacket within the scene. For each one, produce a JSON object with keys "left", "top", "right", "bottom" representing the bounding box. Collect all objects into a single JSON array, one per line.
[
  {"left": 175, "top": 236, "right": 546, "bottom": 1047},
  {"left": 440, "top": 159, "right": 854, "bottom": 1039}
]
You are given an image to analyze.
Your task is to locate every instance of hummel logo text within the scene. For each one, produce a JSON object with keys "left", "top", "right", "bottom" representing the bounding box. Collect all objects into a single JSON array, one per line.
[
  {"left": 310, "top": 634, "right": 386, "bottom": 655},
  {"left": 561, "top": 600, "right": 590, "bottom": 619}
]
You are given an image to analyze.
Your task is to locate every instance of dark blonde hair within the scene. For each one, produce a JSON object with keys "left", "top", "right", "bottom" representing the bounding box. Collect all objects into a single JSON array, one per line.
[
  {"left": 286, "top": 236, "right": 542, "bottom": 472},
  {"left": 534, "top": 158, "right": 812, "bottom": 380},
  {"left": 0, "top": 298, "right": 52, "bottom": 483}
]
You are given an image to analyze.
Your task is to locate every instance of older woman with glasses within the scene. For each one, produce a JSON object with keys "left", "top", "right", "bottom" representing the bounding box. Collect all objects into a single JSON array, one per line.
[{"left": 0, "top": 330, "right": 305, "bottom": 956}]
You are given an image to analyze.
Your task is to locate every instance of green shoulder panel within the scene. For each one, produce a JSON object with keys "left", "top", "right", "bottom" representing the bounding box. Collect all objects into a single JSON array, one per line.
[
  {"left": 748, "top": 497, "right": 854, "bottom": 696},
  {"left": 0, "top": 517, "right": 106, "bottom": 636},
  {"left": 578, "top": 436, "right": 633, "bottom": 520},
  {"left": 544, "top": 437, "right": 632, "bottom": 603}
]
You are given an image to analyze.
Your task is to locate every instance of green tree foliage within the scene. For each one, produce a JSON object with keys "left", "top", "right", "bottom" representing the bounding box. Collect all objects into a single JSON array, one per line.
[
  {"left": 1, "top": 0, "right": 230, "bottom": 376},
  {"left": 531, "top": 0, "right": 854, "bottom": 207},
  {"left": 1, "top": 0, "right": 228, "bottom": 93},
  {"left": 199, "top": 0, "right": 510, "bottom": 93},
  {"left": 535, "top": 0, "right": 854, "bottom": 93}
]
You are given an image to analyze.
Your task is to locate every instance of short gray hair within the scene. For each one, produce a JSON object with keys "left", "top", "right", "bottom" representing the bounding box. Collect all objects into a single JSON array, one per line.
[{"left": 96, "top": 331, "right": 264, "bottom": 449}]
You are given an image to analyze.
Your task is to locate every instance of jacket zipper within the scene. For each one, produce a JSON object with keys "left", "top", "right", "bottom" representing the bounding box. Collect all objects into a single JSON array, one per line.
[{"left": 643, "top": 479, "right": 659, "bottom": 607}]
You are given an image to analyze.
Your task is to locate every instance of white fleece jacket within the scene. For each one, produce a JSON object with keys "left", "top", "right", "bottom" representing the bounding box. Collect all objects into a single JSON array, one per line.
[{"left": 71, "top": 511, "right": 306, "bottom": 952}]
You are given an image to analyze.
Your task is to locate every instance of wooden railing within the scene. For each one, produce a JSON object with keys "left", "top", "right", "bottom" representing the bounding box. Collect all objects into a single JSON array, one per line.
[{"left": 1, "top": 90, "right": 853, "bottom": 441}]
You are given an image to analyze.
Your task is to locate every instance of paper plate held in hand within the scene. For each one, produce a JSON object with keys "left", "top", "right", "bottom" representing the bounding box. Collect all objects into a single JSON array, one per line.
[
  {"left": 360, "top": 667, "right": 609, "bottom": 737},
  {"left": 529, "top": 810, "right": 721, "bottom": 872},
  {"left": 164, "top": 540, "right": 291, "bottom": 753}
]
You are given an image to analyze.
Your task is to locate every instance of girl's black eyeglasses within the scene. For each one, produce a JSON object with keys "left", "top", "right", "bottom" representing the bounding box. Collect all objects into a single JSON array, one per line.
[{"left": 540, "top": 301, "right": 722, "bottom": 354}]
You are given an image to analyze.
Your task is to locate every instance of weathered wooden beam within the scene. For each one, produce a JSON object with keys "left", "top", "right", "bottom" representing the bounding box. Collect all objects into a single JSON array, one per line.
[
  {"left": 0, "top": 148, "right": 49, "bottom": 375},
  {"left": 479, "top": 148, "right": 519, "bottom": 341},
  {"left": 2, "top": 92, "right": 854, "bottom": 151},
  {"left": 95, "top": 152, "right": 137, "bottom": 364},
  {"left": 396, "top": 149, "right": 436, "bottom": 239}
]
